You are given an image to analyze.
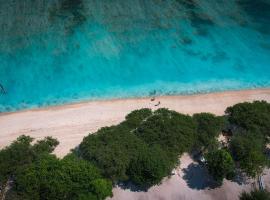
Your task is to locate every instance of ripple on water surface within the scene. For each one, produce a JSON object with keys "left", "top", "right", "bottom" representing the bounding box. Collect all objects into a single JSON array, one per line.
[{"left": 0, "top": 0, "right": 270, "bottom": 112}]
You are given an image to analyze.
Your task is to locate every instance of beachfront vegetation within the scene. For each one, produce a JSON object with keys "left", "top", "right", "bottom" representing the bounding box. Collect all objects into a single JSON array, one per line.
[
  {"left": 128, "top": 145, "right": 171, "bottom": 188},
  {"left": 226, "top": 100, "right": 270, "bottom": 138},
  {"left": 0, "top": 136, "right": 112, "bottom": 200},
  {"left": 230, "top": 132, "right": 268, "bottom": 177},
  {"left": 205, "top": 149, "right": 235, "bottom": 184},
  {"left": 78, "top": 108, "right": 198, "bottom": 188},
  {"left": 0, "top": 135, "right": 59, "bottom": 199},
  {"left": 240, "top": 189, "right": 270, "bottom": 200},
  {"left": 226, "top": 101, "right": 270, "bottom": 178},
  {"left": 193, "top": 113, "right": 224, "bottom": 151},
  {"left": 1, "top": 100, "right": 269, "bottom": 199},
  {"left": 12, "top": 154, "right": 112, "bottom": 200}
]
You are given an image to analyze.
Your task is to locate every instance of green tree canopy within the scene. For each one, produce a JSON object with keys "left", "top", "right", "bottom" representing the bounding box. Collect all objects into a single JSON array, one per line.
[
  {"left": 123, "top": 108, "right": 152, "bottom": 129},
  {"left": 193, "top": 113, "right": 224, "bottom": 151},
  {"left": 13, "top": 154, "right": 112, "bottom": 200},
  {"left": 206, "top": 149, "right": 235, "bottom": 184},
  {"left": 128, "top": 145, "right": 172, "bottom": 188},
  {"left": 79, "top": 125, "right": 147, "bottom": 181},
  {"left": 78, "top": 108, "right": 197, "bottom": 188},
  {"left": 135, "top": 108, "right": 197, "bottom": 161},
  {"left": 230, "top": 132, "right": 268, "bottom": 177},
  {"left": 240, "top": 189, "right": 270, "bottom": 200},
  {"left": 0, "top": 135, "right": 59, "bottom": 199},
  {"left": 225, "top": 101, "right": 270, "bottom": 138}
]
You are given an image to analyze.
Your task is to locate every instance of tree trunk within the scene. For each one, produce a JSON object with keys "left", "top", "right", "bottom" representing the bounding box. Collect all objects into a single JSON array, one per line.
[{"left": 0, "top": 178, "right": 11, "bottom": 200}]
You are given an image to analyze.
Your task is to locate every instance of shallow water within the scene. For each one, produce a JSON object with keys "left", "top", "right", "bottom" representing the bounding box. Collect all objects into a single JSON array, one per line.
[{"left": 0, "top": 0, "right": 270, "bottom": 112}]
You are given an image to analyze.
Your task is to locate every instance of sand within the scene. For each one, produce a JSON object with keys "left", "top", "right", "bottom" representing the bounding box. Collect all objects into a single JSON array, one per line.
[
  {"left": 109, "top": 153, "right": 270, "bottom": 200},
  {"left": 1, "top": 88, "right": 270, "bottom": 200},
  {"left": 0, "top": 89, "right": 270, "bottom": 157}
]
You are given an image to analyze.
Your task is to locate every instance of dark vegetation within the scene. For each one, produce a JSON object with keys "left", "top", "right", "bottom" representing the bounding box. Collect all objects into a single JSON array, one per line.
[
  {"left": 240, "top": 189, "right": 270, "bottom": 200},
  {"left": 205, "top": 149, "right": 235, "bottom": 184},
  {"left": 0, "top": 101, "right": 269, "bottom": 199},
  {"left": 0, "top": 136, "right": 112, "bottom": 200},
  {"left": 226, "top": 101, "right": 270, "bottom": 177}
]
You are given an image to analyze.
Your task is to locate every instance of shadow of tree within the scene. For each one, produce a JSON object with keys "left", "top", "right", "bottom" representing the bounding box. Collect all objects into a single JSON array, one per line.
[
  {"left": 182, "top": 163, "right": 218, "bottom": 190},
  {"left": 117, "top": 181, "right": 149, "bottom": 192},
  {"left": 230, "top": 169, "right": 250, "bottom": 185}
]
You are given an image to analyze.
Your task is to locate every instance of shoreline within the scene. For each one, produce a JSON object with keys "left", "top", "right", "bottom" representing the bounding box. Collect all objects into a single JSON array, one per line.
[
  {"left": 1, "top": 87, "right": 270, "bottom": 116},
  {"left": 0, "top": 88, "right": 270, "bottom": 157}
]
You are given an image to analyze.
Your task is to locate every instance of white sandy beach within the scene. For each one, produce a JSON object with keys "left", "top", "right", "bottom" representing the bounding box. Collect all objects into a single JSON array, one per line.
[
  {"left": 0, "top": 89, "right": 270, "bottom": 157},
  {"left": 1, "top": 89, "right": 270, "bottom": 200}
]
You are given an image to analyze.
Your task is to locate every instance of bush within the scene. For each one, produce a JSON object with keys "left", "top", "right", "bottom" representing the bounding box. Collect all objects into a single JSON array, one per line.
[
  {"left": 14, "top": 154, "right": 112, "bottom": 200},
  {"left": 193, "top": 113, "right": 224, "bottom": 151},
  {"left": 135, "top": 108, "right": 197, "bottom": 161},
  {"left": 225, "top": 101, "right": 270, "bottom": 137},
  {"left": 78, "top": 108, "right": 197, "bottom": 188},
  {"left": 240, "top": 189, "right": 270, "bottom": 200},
  {"left": 230, "top": 132, "right": 268, "bottom": 177},
  {"left": 123, "top": 108, "right": 152, "bottom": 129},
  {"left": 206, "top": 149, "right": 235, "bottom": 184},
  {"left": 0, "top": 135, "right": 59, "bottom": 199},
  {"left": 79, "top": 125, "right": 147, "bottom": 181},
  {"left": 128, "top": 145, "right": 172, "bottom": 188}
]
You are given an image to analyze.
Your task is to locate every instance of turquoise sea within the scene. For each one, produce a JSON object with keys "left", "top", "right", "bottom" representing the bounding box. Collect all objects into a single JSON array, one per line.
[{"left": 0, "top": 0, "right": 270, "bottom": 112}]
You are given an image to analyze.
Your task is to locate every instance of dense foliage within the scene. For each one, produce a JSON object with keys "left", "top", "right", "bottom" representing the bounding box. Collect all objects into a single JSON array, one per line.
[
  {"left": 128, "top": 145, "right": 171, "bottom": 188},
  {"left": 0, "top": 136, "right": 112, "bottom": 200},
  {"left": 13, "top": 154, "right": 112, "bottom": 200},
  {"left": 0, "top": 136, "right": 59, "bottom": 199},
  {"left": 193, "top": 113, "right": 224, "bottom": 151},
  {"left": 134, "top": 109, "right": 197, "bottom": 162},
  {"left": 79, "top": 108, "right": 199, "bottom": 188},
  {"left": 226, "top": 101, "right": 270, "bottom": 138},
  {"left": 226, "top": 101, "right": 270, "bottom": 177},
  {"left": 230, "top": 132, "right": 268, "bottom": 177},
  {"left": 205, "top": 149, "right": 235, "bottom": 184},
  {"left": 1, "top": 100, "right": 270, "bottom": 199},
  {"left": 240, "top": 189, "right": 270, "bottom": 200}
]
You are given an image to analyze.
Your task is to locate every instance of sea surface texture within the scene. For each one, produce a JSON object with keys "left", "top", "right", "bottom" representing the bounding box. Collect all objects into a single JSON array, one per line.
[{"left": 0, "top": 0, "right": 270, "bottom": 112}]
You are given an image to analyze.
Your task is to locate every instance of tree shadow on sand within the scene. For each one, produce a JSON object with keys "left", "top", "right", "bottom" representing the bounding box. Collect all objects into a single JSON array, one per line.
[
  {"left": 183, "top": 162, "right": 250, "bottom": 190},
  {"left": 117, "top": 181, "right": 149, "bottom": 192},
  {"left": 182, "top": 163, "right": 218, "bottom": 190}
]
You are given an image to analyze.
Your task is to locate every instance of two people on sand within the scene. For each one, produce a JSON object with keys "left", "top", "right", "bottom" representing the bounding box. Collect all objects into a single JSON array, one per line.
[{"left": 151, "top": 97, "right": 161, "bottom": 106}]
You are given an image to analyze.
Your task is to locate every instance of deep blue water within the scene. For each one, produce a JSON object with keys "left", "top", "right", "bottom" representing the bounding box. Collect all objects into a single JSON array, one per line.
[{"left": 0, "top": 0, "right": 270, "bottom": 112}]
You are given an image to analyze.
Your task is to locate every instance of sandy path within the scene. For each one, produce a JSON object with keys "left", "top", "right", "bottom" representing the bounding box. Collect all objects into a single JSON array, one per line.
[{"left": 0, "top": 89, "right": 270, "bottom": 157}]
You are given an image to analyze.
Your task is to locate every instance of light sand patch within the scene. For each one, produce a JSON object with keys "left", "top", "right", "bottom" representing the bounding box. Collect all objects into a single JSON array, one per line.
[
  {"left": 0, "top": 89, "right": 269, "bottom": 157},
  {"left": 108, "top": 153, "right": 255, "bottom": 200}
]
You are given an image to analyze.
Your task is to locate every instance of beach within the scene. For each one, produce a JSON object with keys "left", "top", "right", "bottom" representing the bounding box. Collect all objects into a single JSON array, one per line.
[
  {"left": 1, "top": 88, "right": 270, "bottom": 200},
  {"left": 0, "top": 89, "right": 270, "bottom": 157}
]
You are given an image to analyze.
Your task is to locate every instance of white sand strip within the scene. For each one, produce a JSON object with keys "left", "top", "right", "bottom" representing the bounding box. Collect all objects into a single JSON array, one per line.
[{"left": 0, "top": 89, "right": 269, "bottom": 157}]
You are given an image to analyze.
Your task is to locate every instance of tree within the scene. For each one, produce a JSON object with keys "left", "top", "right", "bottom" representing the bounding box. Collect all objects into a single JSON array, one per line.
[
  {"left": 78, "top": 125, "right": 147, "bottom": 181},
  {"left": 225, "top": 101, "right": 270, "bottom": 138},
  {"left": 240, "top": 189, "right": 270, "bottom": 200},
  {"left": 135, "top": 108, "right": 197, "bottom": 161},
  {"left": 32, "top": 136, "right": 59, "bottom": 156},
  {"left": 0, "top": 135, "right": 59, "bottom": 200},
  {"left": 123, "top": 108, "right": 152, "bottom": 129},
  {"left": 128, "top": 145, "right": 171, "bottom": 188},
  {"left": 206, "top": 149, "right": 235, "bottom": 184},
  {"left": 230, "top": 132, "right": 268, "bottom": 177},
  {"left": 13, "top": 154, "right": 112, "bottom": 200},
  {"left": 193, "top": 113, "right": 224, "bottom": 151}
]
